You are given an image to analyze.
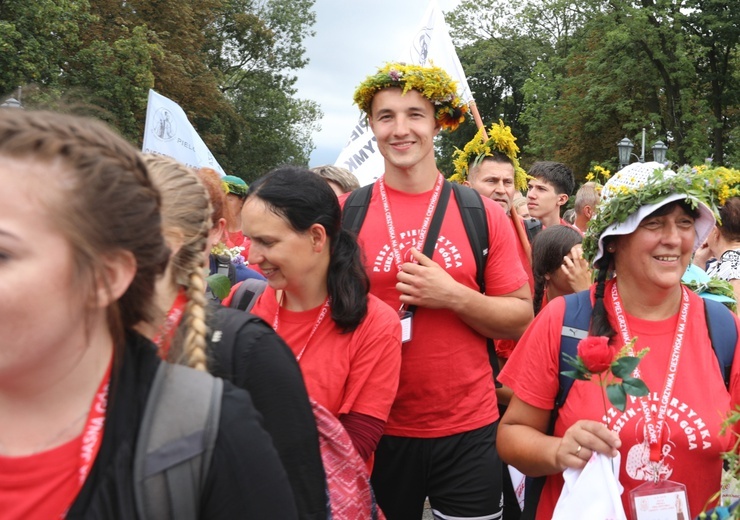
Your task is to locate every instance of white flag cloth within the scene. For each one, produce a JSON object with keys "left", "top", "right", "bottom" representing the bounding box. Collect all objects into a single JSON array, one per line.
[
  {"left": 142, "top": 89, "right": 226, "bottom": 176},
  {"left": 334, "top": 0, "right": 472, "bottom": 187},
  {"left": 401, "top": 0, "right": 473, "bottom": 105}
]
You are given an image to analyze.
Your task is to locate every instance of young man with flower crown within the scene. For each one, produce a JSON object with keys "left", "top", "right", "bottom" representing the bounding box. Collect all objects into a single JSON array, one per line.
[{"left": 344, "top": 63, "right": 533, "bottom": 520}]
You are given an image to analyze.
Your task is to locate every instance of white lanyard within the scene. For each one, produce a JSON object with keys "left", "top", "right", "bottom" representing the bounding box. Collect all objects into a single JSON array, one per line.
[
  {"left": 611, "top": 283, "right": 690, "bottom": 462},
  {"left": 272, "top": 293, "right": 331, "bottom": 361},
  {"left": 377, "top": 173, "right": 444, "bottom": 273}
]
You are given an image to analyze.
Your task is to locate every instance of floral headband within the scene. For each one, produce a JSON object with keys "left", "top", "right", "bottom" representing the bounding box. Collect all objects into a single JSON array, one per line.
[
  {"left": 353, "top": 62, "right": 468, "bottom": 131},
  {"left": 583, "top": 162, "right": 740, "bottom": 266},
  {"left": 449, "top": 120, "right": 528, "bottom": 190}
]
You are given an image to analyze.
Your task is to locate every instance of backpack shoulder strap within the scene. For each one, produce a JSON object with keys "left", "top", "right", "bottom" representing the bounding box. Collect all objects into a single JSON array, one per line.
[
  {"left": 229, "top": 278, "right": 268, "bottom": 312},
  {"left": 521, "top": 290, "right": 592, "bottom": 519},
  {"left": 341, "top": 183, "right": 374, "bottom": 234},
  {"left": 134, "top": 363, "right": 223, "bottom": 520},
  {"left": 207, "top": 306, "right": 268, "bottom": 380},
  {"left": 704, "top": 298, "right": 737, "bottom": 389},
  {"left": 556, "top": 290, "right": 592, "bottom": 415},
  {"left": 450, "top": 182, "right": 489, "bottom": 293}
]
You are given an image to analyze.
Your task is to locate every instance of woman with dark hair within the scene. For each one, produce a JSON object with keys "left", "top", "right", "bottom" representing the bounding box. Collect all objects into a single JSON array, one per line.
[
  {"left": 243, "top": 166, "right": 402, "bottom": 462},
  {"left": 531, "top": 225, "right": 590, "bottom": 315},
  {"left": 497, "top": 162, "right": 740, "bottom": 519}
]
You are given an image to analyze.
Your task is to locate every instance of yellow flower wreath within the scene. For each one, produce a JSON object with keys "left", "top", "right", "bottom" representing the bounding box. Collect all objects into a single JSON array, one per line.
[
  {"left": 449, "top": 120, "right": 528, "bottom": 190},
  {"left": 353, "top": 62, "right": 468, "bottom": 131}
]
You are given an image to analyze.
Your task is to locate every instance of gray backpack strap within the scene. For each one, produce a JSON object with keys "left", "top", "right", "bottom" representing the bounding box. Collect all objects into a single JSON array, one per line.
[
  {"left": 134, "top": 362, "right": 223, "bottom": 520},
  {"left": 229, "top": 278, "right": 267, "bottom": 312}
]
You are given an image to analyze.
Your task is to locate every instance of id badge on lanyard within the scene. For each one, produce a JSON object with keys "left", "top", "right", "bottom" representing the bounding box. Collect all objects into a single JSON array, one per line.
[
  {"left": 629, "top": 479, "right": 689, "bottom": 520},
  {"left": 399, "top": 309, "right": 413, "bottom": 343}
]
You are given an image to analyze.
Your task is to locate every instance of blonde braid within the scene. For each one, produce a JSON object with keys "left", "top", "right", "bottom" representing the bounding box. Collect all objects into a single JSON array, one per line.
[
  {"left": 142, "top": 154, "right": 214, "bottom": 372},
  {"left": 182, "top": 265, "right": 209, "bottom": 372}
]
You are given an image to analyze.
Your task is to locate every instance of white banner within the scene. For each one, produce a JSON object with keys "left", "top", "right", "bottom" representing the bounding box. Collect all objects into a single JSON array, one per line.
[
  {"left": 334, "top": 0, "right": 473, "bottom": 186},
  {"left": 402, "top": 0, "right": 473, "bottom": 105},
  {"left": 142, "top": 89, "right": 226, "bottom": 176}
]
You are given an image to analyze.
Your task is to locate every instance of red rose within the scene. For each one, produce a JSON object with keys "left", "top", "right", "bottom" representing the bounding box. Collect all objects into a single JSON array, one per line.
[{"left": 577, "top": 336, "right": 614, "bottom": 374}]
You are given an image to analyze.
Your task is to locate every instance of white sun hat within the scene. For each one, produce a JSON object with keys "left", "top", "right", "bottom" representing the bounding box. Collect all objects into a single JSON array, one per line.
[{"left": 587, "top": 161, "right": 716, "bottom": 267}]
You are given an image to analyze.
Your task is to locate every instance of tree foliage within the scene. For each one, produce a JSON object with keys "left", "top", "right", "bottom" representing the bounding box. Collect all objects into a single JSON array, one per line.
[
  {"left": 0, "top": 0, "right": 320, "bottom": 181},
  {"left": 441, "top": 0, "right": 740, "bottom": 181}
]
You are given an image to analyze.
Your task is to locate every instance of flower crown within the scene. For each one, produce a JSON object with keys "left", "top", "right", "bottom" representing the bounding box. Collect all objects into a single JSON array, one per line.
[
  {"left": 582, "top": 164, "right": 739, "bottom": 264},
  {"left": 449, "top": 120, "right": 528, "bottom": 190},
  {"left": 353, "top": 62, "right": 468, "bottom": 131}
]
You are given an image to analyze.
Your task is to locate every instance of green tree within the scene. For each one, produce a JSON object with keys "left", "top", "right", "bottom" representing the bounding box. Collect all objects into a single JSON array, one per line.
[
  {"left": 0, "top": 0, "right": 320, "bottom": 178},
  {"left": 209, "top": 0, "right": 321, "bottom": 178}
]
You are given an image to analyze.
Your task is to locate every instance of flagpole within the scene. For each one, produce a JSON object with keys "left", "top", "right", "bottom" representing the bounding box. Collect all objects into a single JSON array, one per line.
[{"left": 469, "top": 101, "right": 488, "bottom": 140}]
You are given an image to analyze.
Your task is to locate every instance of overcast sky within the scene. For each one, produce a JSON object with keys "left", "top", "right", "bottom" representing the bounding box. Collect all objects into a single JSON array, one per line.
[{"left": 294, "top": 0, "right": 463, "bottom": 167}]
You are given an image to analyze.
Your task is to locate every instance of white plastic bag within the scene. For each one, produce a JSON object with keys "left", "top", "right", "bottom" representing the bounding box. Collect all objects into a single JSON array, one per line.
[
  {"left": 508, "top": 466, "right": 526, "bottom": 511},
  {"left": 552, "top": 452, "right": 627, "bottom": 520}
]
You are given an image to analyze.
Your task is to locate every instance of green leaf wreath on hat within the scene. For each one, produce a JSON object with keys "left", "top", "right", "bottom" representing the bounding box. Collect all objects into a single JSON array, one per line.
[
  {"left": 448, "top": 120, "right": 529, "bottom": 190},
  {"left": 353, "top": 62, "right": 468, "bottom": 131},
  {"left": 582, "top": 164, "right": 740, "bottom": 267}
]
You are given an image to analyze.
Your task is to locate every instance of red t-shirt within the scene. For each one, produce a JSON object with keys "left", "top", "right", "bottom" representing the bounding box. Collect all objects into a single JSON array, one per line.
[
  {"left": 499, "top": 280, "right": 740, "bottom": 519},
  {"left": 495, "top": 217, "right": 535, "bottom": 359},
  {"left": 252, "top": 287, "right": 402, "bottom": 421},
  {"left": 342, "top": 181, "right": 529, "bottom": 437},
  {"left": 0, "top": 435, "right": 81, "bottom": 520},
  {"left": 225, "top": 230, "right": 251, "bottom": 260}
]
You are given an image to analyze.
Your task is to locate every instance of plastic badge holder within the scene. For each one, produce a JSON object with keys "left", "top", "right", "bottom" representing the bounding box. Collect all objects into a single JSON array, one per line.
[
  {"left": 399, "top": 310, "right": 413, "bottom": 343},
  {"left": 629, "top": 479, "right": 689, "bottom": 520}
]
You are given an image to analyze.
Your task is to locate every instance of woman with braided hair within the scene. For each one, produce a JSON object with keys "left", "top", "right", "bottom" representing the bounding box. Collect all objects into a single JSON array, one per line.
[
  {"left": 141, "top": 155, "right": 327, "bottom": 520},
  {"left": 497, "top": 162, "right": 740, "bottom": 519},
  {"left": 0, "top": 111, "right": 296, "bottom": 519}
]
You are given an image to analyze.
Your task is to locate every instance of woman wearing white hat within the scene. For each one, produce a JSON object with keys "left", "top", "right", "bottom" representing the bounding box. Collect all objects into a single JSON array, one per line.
[{"left": 496, "top": 162, "right": 740, "bottom": 519}]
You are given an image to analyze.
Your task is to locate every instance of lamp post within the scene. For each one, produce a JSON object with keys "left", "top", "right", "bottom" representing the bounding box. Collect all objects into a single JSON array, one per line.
[
  {"left": 0, "top": 97, "right": 22, "bottom": 109},
  {"left": 617, "top": 137, "right": 634, "bottom": 169},
  {"left": 617, "top": 129, "right": 668, "bottom": 169},
  {"left": 652, "top": 140, "right": 668, "bottom": 164},
  {"left": 1, "top": 86, "right": 23, "bottom": 109}
]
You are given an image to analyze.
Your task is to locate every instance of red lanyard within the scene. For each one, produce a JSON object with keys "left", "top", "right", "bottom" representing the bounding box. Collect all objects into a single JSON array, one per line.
[
  {"left": 153, "top": 287, "right": 188, "bottom": 359},
  {"left": 378, "top": 173, "right": 444, "bottom": 273},
  {"left": 77, "top": 357, "right": 111, "bottom": 483},
  {"left": 611, "top": 283, "right": 690, "bottom": 463},
  {"left": 61, "top": 354, "right": 112, "bottom": 518},
  {"left": 272, "top": 292, "right": 331, "bottom": 362}
]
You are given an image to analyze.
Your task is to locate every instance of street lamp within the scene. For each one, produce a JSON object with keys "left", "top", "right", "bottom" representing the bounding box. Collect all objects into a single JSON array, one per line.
[
  {"left": 617, "top": 137, "right": 635, "bottom": 169},
  {"left": 652, "top": 140, "right": 668, "bottom": 164},
  {"left": 617, "top": 130, "right": 668, "bottom": 169},
  {"left": 1, "top": 86, "right": 23, "bottom": 109},
  {"left": 0, "top": 97, "right": 22, "bottom": 109}
]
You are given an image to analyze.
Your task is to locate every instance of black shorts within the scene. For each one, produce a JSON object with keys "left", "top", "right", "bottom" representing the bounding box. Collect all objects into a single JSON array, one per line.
[{"left": 371, "top": 422, "right": 503, "bottom": 520}]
